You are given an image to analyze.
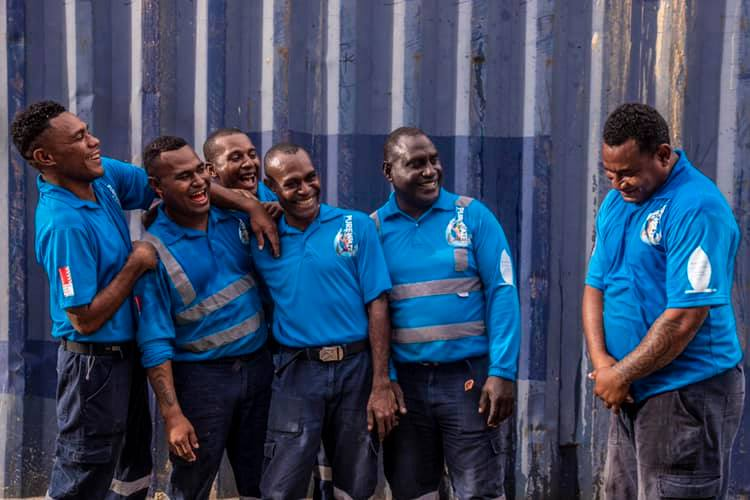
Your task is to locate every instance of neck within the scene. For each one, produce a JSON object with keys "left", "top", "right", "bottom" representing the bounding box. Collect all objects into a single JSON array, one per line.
[
  {"left": 285, "top": 206, "right": 320, "bottom": 231},
  {"left": 41, "top": 172, "right": 96, "bottom": 202},
  {"left": 165, "top": 207, "right": 209, "bottom": 231},
  {"left": 394, "top": 195, "right": 431, "bottom": 220}
]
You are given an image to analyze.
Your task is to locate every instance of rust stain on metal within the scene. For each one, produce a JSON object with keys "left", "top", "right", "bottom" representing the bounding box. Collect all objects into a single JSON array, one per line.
[{"left": 669, "top": 0, "right": 689, "bottom": 147}]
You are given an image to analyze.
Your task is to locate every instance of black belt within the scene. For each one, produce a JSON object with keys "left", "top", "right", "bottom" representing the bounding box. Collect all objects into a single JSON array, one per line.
[
  {"left": 276, "top": 339, "right": 368, "bottom": 376},
  {"left": 61, "top": 339, "right": 134, "bottom": 357}
]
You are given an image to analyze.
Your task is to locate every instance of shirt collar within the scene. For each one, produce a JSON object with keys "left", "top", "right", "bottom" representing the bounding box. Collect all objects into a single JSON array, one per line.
[
  {"left": 278, "top": 203, "right": 340, "bottom": 235},
  {"left": 148, "top": 204, "right": 226, "bottom": 245},
  {"left": 381, "top": 188, "right": 455, "bottom": 221},
  {"left": 36, "top": 174, "right": 100, "bottom": 209}
]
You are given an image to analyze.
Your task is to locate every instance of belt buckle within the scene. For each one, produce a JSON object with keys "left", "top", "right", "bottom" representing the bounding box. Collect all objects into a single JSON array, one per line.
[{"left": 318, "top": 346, "right": 344, "bottom": 362}]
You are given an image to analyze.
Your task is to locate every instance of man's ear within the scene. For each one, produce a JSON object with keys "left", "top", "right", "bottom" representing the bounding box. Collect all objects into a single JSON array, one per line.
[
  {"left": 148, "top": 176, "right": 164, "bottom": 199},
  {"left": 205, "top": 161, "right": 217, "bottom": 177},
  {"left": 31, "top": 147, "right": 55, "bottom": 169},
  {"left": 382, "top": 161, "right": 393, "bottom": 181},
  {"left": 656, "top": 143, "right": 672, "bottom": 167}
]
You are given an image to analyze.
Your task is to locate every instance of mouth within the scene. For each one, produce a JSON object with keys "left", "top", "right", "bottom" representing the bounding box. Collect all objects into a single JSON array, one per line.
[
  {"left": 88, "top": 150, "right": 102, "bottom": 163},
  {"left": 417, "top": 179, "right": 439, "bottom": 191},
  {"left": 189, "top": 188, "right": 209, "bottom": 205},
  {"left": 293, "top": 196, "right": 318, "bottom": 210},
  {"left": 238, "top": 172, "right": 258, "bottom": 186}
]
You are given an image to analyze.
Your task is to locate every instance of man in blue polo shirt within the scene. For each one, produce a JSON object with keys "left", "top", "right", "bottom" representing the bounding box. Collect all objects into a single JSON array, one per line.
[
  {"left": 252, "top": 143, "right": 397, "bottom": 499},
  {"left": 371, "top": 127, "right": 520, "bottom": 499},
  {"left": 11, "top": 101, "right": 155, "bottom": 499},
  {"left": 584, "top": 103, "right": 744, "bottom": 499},
  {"left": 137, "top": 136, "right": 271, "bottom": 500}
]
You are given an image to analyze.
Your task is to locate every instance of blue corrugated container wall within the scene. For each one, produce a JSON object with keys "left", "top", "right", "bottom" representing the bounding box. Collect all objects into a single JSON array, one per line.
[{"left": 0, "top": 0, "right": 748, "bottom": 498}]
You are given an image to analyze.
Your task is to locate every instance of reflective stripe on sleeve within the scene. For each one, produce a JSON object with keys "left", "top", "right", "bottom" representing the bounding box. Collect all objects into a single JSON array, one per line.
[
  {"left": 392, "top": 320, "right": 485, "bottom": 344},
  {"left": 389, "top": 276, "right": 482, "bottom": 301},
  {"left": 176, "top": 273, "right": 256, "bottom": 324},
  {"left": 369, "top": 210, "right": 381, "bottom": 234},
  {"left": 456, "top": 195, "right": 473, "bottom": 207},
  {"left": 178, "top": 312, "right": 263, "bottom": 352},
  {"left": 143, "top": 232, "right": 197, "bottom": 306}
]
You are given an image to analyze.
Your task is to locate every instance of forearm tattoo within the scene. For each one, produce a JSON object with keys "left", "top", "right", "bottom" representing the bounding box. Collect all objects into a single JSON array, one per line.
[
  {"left": 615, "top": 316, "right": 688, "bottom": 384},
  {"left": 149, "top": 366, "right": 177, "bottom": 409}
]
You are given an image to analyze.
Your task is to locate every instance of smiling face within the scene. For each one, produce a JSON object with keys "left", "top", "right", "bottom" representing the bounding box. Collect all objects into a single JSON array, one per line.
[
  {"left": 265, "top": 149, "right": 320, "bottom": 230},
  {"left": 385, "top": 133, "right": 442, "bottom": 218},
  {"left": 209, "top": 133, "right": 261, "bottom": 193},
  {"left": 601, "top": 139, "right": 672, "bottom": 204},
  {"left": 36, "top": 111, "right": 103, "bottom": 182},
  {"left": 150, "top": 145, "right": 212, "bottom": 227}
]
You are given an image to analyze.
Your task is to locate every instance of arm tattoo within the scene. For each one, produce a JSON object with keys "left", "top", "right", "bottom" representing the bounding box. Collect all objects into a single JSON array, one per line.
[
  {"left": 615, "top": 315, "right": 691, "bottom": 384},
  {"left": 147, "top": 364, "right": 178, "bottom": 410}
]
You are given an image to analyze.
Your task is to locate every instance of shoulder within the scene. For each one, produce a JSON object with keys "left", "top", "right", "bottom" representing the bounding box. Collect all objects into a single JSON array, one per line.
[{"left": 36, "top": 200, "right": 88, "bottom": 231}]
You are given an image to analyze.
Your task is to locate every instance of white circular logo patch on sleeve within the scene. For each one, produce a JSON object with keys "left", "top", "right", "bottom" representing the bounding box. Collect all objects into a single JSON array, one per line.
[
  {"left": 686, "top": 245, "right": 715, "bottom": 294},
  {"left": 500, "top": 250, "right": 514, "bottom": 285}
]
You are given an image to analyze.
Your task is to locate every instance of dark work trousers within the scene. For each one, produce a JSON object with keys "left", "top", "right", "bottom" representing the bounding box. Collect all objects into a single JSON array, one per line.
[
  {"left": 604, "top": 365, "right": 745, "bottom": 500},
  {"left": 261, "top": 350, "right": 379, "bottom": 500},
  {"left": 48, "top": 345, "right": 153, "bottom": 500},
  {"left": 384, "top": 356, "right": 509, "bottom": 500},
  {"left": 168, "top": 349, "right": 273, "bottom": 500}
]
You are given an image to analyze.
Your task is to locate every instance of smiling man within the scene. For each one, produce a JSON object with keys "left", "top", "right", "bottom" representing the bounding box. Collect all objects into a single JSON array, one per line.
[
  {"left": 137, "top": 136, "right": 271, "bottom": 500},
  {"left": 372, "top": 127, "right": 520, "bottom": 499},
  {"left": 251, "top": 143, "right": 396, "bottom": 500},
  {"left": 584, "top": 103, "right": 745, "bottom": 499},
  {"left": 11, "top": 101, "right": 155, "bottom": 499},
  {"left": 203, "top": 128, "right": 283, "bottom": 217}
]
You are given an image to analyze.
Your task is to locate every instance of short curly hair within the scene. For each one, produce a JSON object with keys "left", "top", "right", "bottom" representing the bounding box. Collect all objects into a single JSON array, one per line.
[
  {"left": 203, "top": 127, "right": 245, "bottom": 163},
  {"left": 603, "top": 103, "right": 670, "bottom": 154},
  {"left": 10, "top": 100, "right": 67, "bottom": 160},
  {"left": 383, "top": 126, "right": 427, "bottom": 163},
  {"left": 143, "top": 135, "right": 188, "bottom": 176}
]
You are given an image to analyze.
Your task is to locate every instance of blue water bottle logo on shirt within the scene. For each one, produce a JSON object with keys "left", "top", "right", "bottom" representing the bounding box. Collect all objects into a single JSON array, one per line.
[
  {"left": 334, "top": 215, "right": 358, "bottom": 257},
  {"left": 640, "top": 204, "right": 667, "bottom": 246},
  {"left": 446, "top": 206, "right": 471, "bottom": 247}
]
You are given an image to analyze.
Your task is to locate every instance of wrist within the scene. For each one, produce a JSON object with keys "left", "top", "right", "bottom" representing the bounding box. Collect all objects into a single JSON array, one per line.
[
  {"left": 161, "top": 405, "right": 183, "bottom": 422},
  {"left": 371, "top": 375, "right": 391, "bottom": 390}
]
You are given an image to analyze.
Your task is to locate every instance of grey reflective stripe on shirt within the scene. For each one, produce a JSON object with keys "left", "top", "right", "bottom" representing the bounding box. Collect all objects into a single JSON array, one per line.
[
  {"left": 178, "top": 311, "right": 263, "bottom": 352},
  {"left": 369, "top": 210, "right": 381, "bottom": 234},
  {"left": 176, "top": 273, "right": 256, "bottom": 325},
  {"left": 143, "top": 232, "right": 197, "bottom": 306},
  {"left": 392, "top": 320, "right": 485, "bottom": 344},
  {"left": 389, "top": 276, "right": 483, "bottom": 301},
  {"left": 456, "top": 195, "right": 473, "bottom": 207},
  {"left": 454, "top": 248, "right": 469, "bottom": 272}
]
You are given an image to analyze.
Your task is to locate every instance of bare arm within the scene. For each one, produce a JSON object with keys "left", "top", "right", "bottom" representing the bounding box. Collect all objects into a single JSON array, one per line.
[
  {"left": 614, "top": 306, "right": 708, "bottom": 384},
  {"left": 147, "top": 360, "right": 199, "bottom": 461},
  {"left": 66, "top": 241, "right": 156, "bottom": 335},
  {"left": 582, "top": 285, "right": 615, "bottom": 369},
  {"left": 210, "top": 182, "right": 280, "bottom": 257},
  {"left": 366, "top": 293, "right": 398, "bottom": 439}
]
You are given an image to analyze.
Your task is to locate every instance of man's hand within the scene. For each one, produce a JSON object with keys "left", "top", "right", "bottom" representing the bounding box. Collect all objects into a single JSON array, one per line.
[
  {"left": 478, "top": 376, "right": 514, "bottom": 427},
  {"left": 391, "top": 381, "right": 408, "bottom": 416},
  {"left": 248, "top": 202, "right": 281, "bottom": 257},
  {"left": 165, "top": 412, "right": 199, "bottom": 462},
  {"left": 592, "top": 365, "right": 631, "bottom": 413},
  {"left": 130, "top": 241, "right": 158, "bottom": 271},
  {"left": 263, "top": 201, "right": 284, "bottom": 220},
  {"left": 367, "top": 380, "right": 398, "bottom": 440}
]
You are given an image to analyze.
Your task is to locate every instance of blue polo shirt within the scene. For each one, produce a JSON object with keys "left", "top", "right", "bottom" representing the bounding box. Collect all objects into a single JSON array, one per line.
[
  {"left": 251, "top": 204, "right": 391, "bottom": 348},
  {"left": 136, "top": 207, "right": 267, "bottom": 368},
  {"left": 34, "top": 156, "right": 155, "bottom": 343},
  {"left": 586, "top": 150, "right": 742, "bottom": 401},
  {"left": 257, "top": 182, "right": 278, "bottom": 202},
  {"left": 373, "top": 189, "right": 520, "bottom": 380}
]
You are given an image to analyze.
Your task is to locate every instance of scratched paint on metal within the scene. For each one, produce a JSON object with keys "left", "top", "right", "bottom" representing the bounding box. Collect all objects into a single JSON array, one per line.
[{"left": 1, "top": 1, "right": 749, "bottom": 498}]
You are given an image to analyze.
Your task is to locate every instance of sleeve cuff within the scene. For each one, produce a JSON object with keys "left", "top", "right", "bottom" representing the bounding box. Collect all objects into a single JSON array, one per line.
[
  {"left": 584, "top": 278, "right": 604, "bottom": 291},
  {"left": 488, "top": 367, "right": 516, "bottom": 380},
  {"left": 667, "top": 293, "right": 730, "bottom": 309}
]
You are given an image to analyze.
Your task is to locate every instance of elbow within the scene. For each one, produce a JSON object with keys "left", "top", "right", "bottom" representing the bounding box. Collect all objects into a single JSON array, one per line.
[
  {"left": 665, "top": 306, "right": 710, "bottom": 344},
  {"left": 68, "top": 315, "right": 100, "bottom": 336}
]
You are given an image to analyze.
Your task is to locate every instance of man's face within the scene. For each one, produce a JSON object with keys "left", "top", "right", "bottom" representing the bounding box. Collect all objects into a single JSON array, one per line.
[
  {"left": 386, "top": 134, "right": 442, "bottom": 211},
  {"left": 37, "top": 111, "right": 103, "bottom": 181},
  {"left": 266, "top": 150, "right": 320, "bottom": 224},
  {"left": 601, "top": 139, "right": 671, "bottom": 204},
  {"left": 210, "top": 133, "right": 261, "bottom": 193},
  {"left": 151, "top": 145, "right": 211, "bottom": 219}
]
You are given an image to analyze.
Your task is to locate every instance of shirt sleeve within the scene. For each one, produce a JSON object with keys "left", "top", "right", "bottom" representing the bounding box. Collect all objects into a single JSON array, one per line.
[
  {"left": 470, "top": 201, "right": 520, "bottom": 380},
  {"left": 355, "top": 215, "right": 393, "bottom": 304},
  {"left": 136, "top": 267, "right": 177, "bottom": 368},
  {"left": 664, "top": 205, "right": 737, "bottom": 308},
  {"left": 585, "top": 203, "right": 607, "bottom": 291},
  {"left": 102, "top": 156, "right": 156, "bottom": 211},
  {"left": 41, "top": 227, "right": 99, "bottom": 309}
]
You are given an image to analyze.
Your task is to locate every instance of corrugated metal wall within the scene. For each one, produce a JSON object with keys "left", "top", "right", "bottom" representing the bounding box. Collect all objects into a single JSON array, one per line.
[{"left": 1, "top": 0, "right": 749, "bottom": 498}]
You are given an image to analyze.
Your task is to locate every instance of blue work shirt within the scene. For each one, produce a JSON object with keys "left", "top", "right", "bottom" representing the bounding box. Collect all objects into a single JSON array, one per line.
[
  {"left": 373, "top": 189, "right": 521, "bottom": 380},
  {"left": 586, "top": 150, "right": 743, "bottom": 402},
  {"left": 251, "top": 204, "right": 391, "bottom": 348},
  {"left": 257, "top": 182, "right": 278, "bottom": 202},
  {"left": 137, "top": 207, "right": 268, "bottom": 368},
  {"left": 35, "top": 157, "right": 155, "bottom": 343}
]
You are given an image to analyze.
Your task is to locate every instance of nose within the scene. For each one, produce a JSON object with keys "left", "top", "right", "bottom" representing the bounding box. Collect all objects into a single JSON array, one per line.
[{"left": 86, "top": 132, "right": 100, "bottom": 148}]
